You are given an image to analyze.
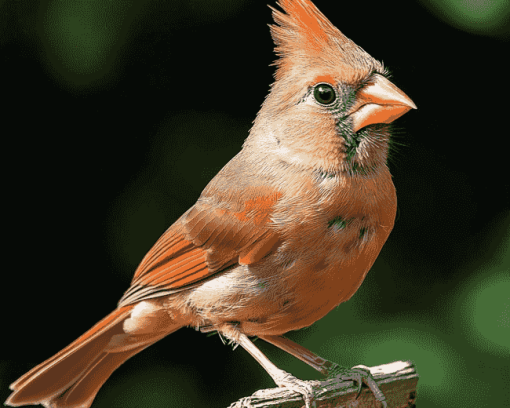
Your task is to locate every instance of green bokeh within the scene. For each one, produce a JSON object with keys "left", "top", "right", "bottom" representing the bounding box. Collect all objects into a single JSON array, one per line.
[
  {"left": 462, "top": 272, "right": 510, "bottom": 354},
  {"left": 420, "top": 0, "right": 510, "bottom": 37},
  {"left": 37, "top": 0, "right": 250, "bottom": 90},
  {"left": 452, "top": 218, "right": 510, "bottom": 356},
  {"left": 39, "top": 0, "right": 140, "bottom": 89},
  {"left": 356, "top": 327, "right": 492, "bottom": 407}
]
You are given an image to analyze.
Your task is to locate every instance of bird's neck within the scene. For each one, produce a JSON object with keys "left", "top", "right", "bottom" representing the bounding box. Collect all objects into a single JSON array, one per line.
[{"left": 243, "top": 128, "right": 388, "bottom": 179}]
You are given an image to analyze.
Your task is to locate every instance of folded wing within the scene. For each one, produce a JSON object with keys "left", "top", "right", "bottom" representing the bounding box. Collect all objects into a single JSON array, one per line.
[{"left": 119, "top": 186, "right": 283, "bottom": 306}]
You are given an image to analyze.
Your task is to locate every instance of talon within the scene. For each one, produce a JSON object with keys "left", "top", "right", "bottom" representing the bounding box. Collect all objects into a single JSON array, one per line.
[
  {"left": 325, "top": 362, "right": 386, "bottom": 406},
  {"left": 355, "top": 378, "right": 363, "bottom": 399},
  {"left": 352, "top": 364, "right": 386, "bottom": 406},
  {"left": 273, "top": 369, "right": 315, "bottom": 408}
]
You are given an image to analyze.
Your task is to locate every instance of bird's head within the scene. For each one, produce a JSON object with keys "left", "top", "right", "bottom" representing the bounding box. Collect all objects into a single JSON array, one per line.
[{"left": 246, "top": 0, "right": 416, "bottom": 177}]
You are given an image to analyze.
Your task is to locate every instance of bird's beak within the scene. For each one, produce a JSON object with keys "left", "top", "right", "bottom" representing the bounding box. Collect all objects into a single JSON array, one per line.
[{"left": 348, "top": 74, "right": 417, "bottom": 133}]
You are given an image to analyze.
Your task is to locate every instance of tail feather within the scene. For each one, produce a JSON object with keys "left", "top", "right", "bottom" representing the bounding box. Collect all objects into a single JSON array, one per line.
[
  {"left": 48, "top": 337, "right": 166, "bottom": 408},
  {"left": 9, "top": 306, "right": 133, "bottom": 393},
  {"left": 6, "top": 305, "right": 182, "bottom": 408}
]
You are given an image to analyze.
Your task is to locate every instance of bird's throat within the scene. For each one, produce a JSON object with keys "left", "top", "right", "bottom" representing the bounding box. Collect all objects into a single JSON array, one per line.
[{"left": 343, "top": 132, "right": 362, "bottom": 162}]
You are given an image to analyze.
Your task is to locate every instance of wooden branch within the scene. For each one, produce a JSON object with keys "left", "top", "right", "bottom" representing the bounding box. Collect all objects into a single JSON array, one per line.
[{"left": 228, "top": 360, "right": 418, "bottom": 408}]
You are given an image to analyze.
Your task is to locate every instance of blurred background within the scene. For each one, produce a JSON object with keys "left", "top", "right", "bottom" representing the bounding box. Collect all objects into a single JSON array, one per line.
[{"left": 1, "top": 0, "right": 509, "bottom": 407}]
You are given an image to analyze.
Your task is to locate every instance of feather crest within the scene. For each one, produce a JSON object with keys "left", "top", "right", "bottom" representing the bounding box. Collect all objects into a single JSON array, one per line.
[{"left": 269, "top": 0, "right": 380, "bottom": 82}]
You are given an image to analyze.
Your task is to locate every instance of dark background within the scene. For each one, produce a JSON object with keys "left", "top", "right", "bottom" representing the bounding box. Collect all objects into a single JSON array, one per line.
[{"left": 2, "top": 0, "right": 509, "bottom": 407}]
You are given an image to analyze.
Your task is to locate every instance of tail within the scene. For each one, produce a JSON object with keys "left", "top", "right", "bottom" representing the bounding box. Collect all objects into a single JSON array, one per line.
[{"left": 6, "top": 304, "right": 183, "bottom": 408}]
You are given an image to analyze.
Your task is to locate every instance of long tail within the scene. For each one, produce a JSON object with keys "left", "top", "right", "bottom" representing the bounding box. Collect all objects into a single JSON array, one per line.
[{"left": 6, "top": 304, "right": 183, "bottom": 408}]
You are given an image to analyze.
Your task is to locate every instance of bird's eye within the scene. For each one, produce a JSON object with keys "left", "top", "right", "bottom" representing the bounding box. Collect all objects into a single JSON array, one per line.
[{"left": 313, "top": 83, "right": 336, "bottom": 105}]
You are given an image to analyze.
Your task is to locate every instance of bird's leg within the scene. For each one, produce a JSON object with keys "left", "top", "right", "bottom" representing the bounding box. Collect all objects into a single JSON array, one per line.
[
  {"left": 259, "top": 334, "right": 387, "bottom": 408},
  {"left": 219, "top": 325, "right": 316, "bottom": 408}
]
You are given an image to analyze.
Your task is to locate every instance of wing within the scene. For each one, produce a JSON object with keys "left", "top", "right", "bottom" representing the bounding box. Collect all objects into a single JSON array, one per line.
[{"left": 118, "top": 182, "right": 282, "bottom": 307}]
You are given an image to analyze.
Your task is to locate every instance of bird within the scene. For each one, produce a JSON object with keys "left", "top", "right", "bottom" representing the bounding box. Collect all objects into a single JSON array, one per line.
[{"left": 5, "top": 0, "right": 416, "bottom": 407}]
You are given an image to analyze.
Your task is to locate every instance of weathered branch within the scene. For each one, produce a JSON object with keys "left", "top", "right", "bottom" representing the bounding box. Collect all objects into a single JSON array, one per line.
[{"left": 228, "top": 360, "right": 418, "bottom": 408}]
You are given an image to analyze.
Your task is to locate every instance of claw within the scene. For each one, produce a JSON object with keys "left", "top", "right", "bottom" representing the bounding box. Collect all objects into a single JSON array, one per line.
[
  {"left": 351, "top": 364, "right": 387, "bottom": 406},
  {"left": 325, "top": 362, "right": 386, "bottom": 406},
  {"left": 355, "top": 375, "right": 363, "bottom": 399},
  {"left": 273, "top": 368, "right": 316, "bottom": 408}
]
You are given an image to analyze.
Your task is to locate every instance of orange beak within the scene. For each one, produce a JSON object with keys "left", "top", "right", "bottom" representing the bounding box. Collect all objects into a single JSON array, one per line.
[{"left": 348, "top": 74, "right": 417, "bottom": 133}]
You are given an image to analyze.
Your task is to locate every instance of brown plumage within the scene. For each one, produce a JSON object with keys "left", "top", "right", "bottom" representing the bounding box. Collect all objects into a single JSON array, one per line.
[{"left": 6, "top": 0, "right": 416, "bottom": 407}]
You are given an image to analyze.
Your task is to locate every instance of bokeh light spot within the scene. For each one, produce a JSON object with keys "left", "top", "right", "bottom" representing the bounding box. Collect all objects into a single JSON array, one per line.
[
  {"left": 420, "top": 0, "right": 510, "bottom": 37},
  {"left": 460, "top": 271, "right": 510, "bottom": 355},
  {"left": 341, "top": 327, "right": 492, "bottom": 407},
  {"left": 39, "top": 0, "right": 134, "bottom": 89}
]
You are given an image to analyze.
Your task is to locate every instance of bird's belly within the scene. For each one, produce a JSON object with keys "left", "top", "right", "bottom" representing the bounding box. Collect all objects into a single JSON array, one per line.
[
  {"left": 176, "top": 219, "right": 391, "bottom": 336},
  {"left": 242, "top": 220, "right": 391, "bottom": 335}
]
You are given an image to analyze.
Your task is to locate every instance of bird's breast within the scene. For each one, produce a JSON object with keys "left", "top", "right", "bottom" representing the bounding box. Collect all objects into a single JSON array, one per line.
[{"left": 255, "top": 168, "right": 397, "bottom": 333}]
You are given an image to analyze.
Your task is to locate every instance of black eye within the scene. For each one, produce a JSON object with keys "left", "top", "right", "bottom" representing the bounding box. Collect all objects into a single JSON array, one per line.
[{"left": 313, "top": 83, "right": 336, "bottom": 105}]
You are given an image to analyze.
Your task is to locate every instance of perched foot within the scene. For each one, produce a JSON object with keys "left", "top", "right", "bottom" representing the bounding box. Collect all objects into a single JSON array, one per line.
[
  {"left": 273, "top": 368, "right": 316, "bottom": 408},
  {"left": 324, "top": 362, "right": 387, "bottom": 407}
]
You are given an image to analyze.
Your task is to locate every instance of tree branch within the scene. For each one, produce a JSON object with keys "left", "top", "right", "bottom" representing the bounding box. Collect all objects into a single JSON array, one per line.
[{"left": 228, "top": 360, "right": 418, "bottom": 408}]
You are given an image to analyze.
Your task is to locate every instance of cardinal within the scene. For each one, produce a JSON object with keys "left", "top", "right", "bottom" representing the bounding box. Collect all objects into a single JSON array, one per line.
[{"left": 6, "top": 0, "right": 416, "bottom": 407}]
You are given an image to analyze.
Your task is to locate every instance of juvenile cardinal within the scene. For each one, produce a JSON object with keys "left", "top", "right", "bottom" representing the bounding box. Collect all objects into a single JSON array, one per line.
[{"left": 6, "top": 0, "right": 416, "bottom": 407}]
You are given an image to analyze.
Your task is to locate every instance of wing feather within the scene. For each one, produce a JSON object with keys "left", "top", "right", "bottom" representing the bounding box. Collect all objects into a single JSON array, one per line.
[{"left": 118, "top": 184, "right": 282, "bottom": 307}]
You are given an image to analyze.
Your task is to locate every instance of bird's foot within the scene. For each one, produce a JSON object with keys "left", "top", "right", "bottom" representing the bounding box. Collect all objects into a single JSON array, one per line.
[
  {"left": 273, "top": 368, "right": 316, "bottom": 408},
  {"left": 324, "top": 362, "right": 387, "bottom": 408}
]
